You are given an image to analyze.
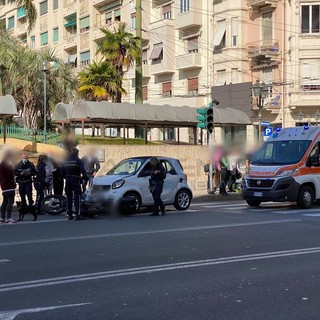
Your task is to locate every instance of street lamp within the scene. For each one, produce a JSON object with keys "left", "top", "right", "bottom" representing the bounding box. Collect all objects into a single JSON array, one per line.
[
  {"left": 252, "top": 80, "right": 268, "bottom": 142},
  {"left": 297, "top": 111, "right": 304, "bottom": 125},
  {"left": 42, "top": 60, "right": 50, "bottom": 143}
]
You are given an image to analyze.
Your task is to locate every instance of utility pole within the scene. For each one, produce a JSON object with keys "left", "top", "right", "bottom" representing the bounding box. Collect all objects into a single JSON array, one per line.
[{"left": 135, "top": 0, "right": 143, "bottom": 104}]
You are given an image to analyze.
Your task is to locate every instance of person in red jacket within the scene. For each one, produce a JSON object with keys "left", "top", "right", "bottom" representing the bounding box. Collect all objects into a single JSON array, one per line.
[{"left": 0, "top": 150, "right": 17, "bottom": 224}]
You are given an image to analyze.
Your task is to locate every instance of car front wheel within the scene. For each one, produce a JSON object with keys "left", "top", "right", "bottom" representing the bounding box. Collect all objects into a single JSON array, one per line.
[{"left": 174, "top": 190, "right": 192, "bottom": 211}]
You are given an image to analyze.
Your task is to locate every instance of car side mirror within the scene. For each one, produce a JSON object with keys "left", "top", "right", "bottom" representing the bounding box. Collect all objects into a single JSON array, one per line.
[
  {"left": 139, "top": 170, "right": 151, "bottom": 177},
  {"left": 310, "top": 154, "right": 320, "bottom": 167}
]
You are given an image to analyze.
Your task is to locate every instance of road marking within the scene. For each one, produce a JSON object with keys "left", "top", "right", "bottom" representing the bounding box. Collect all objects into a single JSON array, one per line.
[
  {"left": 0, "top": 260, "right": 10, "bottom": 264},
  {"left": 1, "top": 246, "right": 320, "bottom": 293},
  {"left": 0, "top": 219, "right": 300, "bottom": 247},
  {"left": 0, "top": 219, "right": 66, "bottom": 226},
  {"left": 202, "top": 203, "right": 248, "bottom": 209},
  {"left": 0, "top": 303, "right": 91, "bottom": 320},
  {"left": 303, "top": 213, "right": 320, "bottom": 217}
]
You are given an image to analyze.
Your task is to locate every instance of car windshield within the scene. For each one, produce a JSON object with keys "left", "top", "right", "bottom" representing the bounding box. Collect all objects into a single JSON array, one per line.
[
  {"left": 251, "top": 140, "right": 311, "bottom": 165},
  {"left": 107, "top": 158, "right": 146, "bottom": 176}
]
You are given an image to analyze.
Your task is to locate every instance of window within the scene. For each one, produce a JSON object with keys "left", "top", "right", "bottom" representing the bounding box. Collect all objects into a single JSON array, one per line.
[
  {"left": 188, "top": 37, "right": 198, "bottom": 53},
  {"left": 30, "top": 36, "right": 35, "bottom": 49},
  {"left": 301, "top": 5, "right": 320, "bottom": 34},
  {"left": 161, "top": 160, "right": 177, "bottom": 175},
  {"left": 143, "top": 86, "right": 148, "bottom": 101},
  {"left": 40, "top": 31, "right": 48, "bottom": 46},
  {"left": 80, "top": 50, "right": 90, "bottom": 66},
  {"left": 114, "top": 9, "right": 121, "bottom": 22},
  {"left": 262, "top": 12, "right": 273, "bottom": 40},
  {"left": 163, "top": 4, "right": 172, "bottom": 19},
  {"left": 7, "top": 16, "right": 14, "bottom": 30},
  {"left": 180, "top": 0, "right": 189, "bottom": 13},
  {"left": 217, "top": 69, "right": 226, "bottom": 85},
  {"left": 131, "top": 13, "right": 136, "bottom": 30},
  {"left": 106, "top": 12, "right": 112, "bottom": 25},
  {"left": 231, "top": 17, "right": 238, "bottom": 47},
  {"left": 142, "top": 50, "right": 148, "bottom": 65},
  {"left": 162, "top": 82, "right": 172, "bottom": 98},
  {"left": 53, "top": 28, "right": 59, "bottom": 43},
  {"left": 213, "top": 19, "right": 226, "bottom": 49},
  {"left": 188, "top": 77, "right": 198, "bottom": 96},
  {"left": 53, "top": 0, "right": 58, "bottom": 10},
  {"left": 300, "top": 59, "right": 320, "bottom": 90},
  {"left": 40, "top": 1, "right": 48, "bottom": 16},
  {"left": 80, "top": 16, "right": 90, "bottom": 33},
  {"left": 262, "top": 67, "right": 273, "bottom": 85},
  {"left": 17, "top": 7, "right": 26, "bottom": 19},
  {"left": 150, "top": 43, "right": 163, "bottom": 61}
]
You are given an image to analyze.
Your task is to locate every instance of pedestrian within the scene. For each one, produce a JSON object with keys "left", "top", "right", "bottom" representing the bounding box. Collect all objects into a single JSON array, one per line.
[
  {"left": 213, "top": 146, "right": 222, "bottom": 193},
  {"left": 149, "top": 157, "right": 166, "bottom": 217},
  {"left": 81, "top": 148, "right": 100, "bottom": 191},
  {"left": 0, "top": 150, "right": 17, "bottom": 224},
  {"left": 62, "top": 148, "right": 88, "bottom": 221},
  {"left": 219, "top": 151, "right": 229, "bottom": 196},
  {"left": 43, "top": 155, "right": 53, "bottom": 195},
  {"left": 34, "top": 155, "right": 46, "bottom": 215},
  {"left": 227, "top": 150, "right": 239, "bottom": 192},
  {"left": 14, "top": 154, "right": 37, "bottom": 208},
  {"left": 52, "top": 160, "right": 64, "bottom": 196}
]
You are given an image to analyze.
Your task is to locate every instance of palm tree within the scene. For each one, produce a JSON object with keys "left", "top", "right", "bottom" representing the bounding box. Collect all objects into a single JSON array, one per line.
[
  {"left": 96, "top": 22, "right": 140, "bottom": 102},
  {"left": 8, "top": 0, "right": 37, "bottom": 31},
  {"left": 78, "top": 61, "right": 126, "bottom": 102}
]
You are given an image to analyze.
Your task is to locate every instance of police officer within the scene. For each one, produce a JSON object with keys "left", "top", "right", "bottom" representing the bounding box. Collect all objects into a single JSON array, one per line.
[
  {"left": 14, "top": 154, "right": 37, "bottom": 208},
  {"left": 62, "top": 148, "right": 88, "bottom": 220}
]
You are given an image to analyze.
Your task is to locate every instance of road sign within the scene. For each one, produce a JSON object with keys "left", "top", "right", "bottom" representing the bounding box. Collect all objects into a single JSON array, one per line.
[
  {"left": 261, "top": 122, "right": 271, "bottom": 127},
  {"left": 263, "top": 127, "right": 273, "bottom": 141}
]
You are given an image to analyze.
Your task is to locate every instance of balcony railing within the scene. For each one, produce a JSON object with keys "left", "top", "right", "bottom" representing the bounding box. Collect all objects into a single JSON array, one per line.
[
  {"left": 247, "top": 40, "right": 279, "bottom": 58},
  {"left": 64, "top": 35, "right": 77, "bottom": 49},
  {"left": 63, "top": 1, "right": 76, "bottom": 16},
  {"left": 246, "top": 0, "right": 278, "bottom": 9}
]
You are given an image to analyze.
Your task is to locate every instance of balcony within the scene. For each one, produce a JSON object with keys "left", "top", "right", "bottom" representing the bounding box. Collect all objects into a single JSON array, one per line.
[
  {"left": 63, "top": 1, "right": 77, "bottom": 16},
  {"left": 175, "top": 1, "right": 202, "bottom": 30},
  {"left": 93, "top": 21, "right": 120, "bottom": 41},
  {"left": 93, "top": 0, "right": 116, "bottom": 7},
  {"left": 80, "top": 32, "right": 90, "bottom": 50},
  {"left": 16, "top": 22, "right": 28, "bottom": 35},
  {"left": 79, "top": 0, "right": 89, "bottom": 16},
  {"left": 246, "top": 0, "right": 278, "bottom": 9},
  {"left": 150, "top": 59, "right": 175, "bottom": 75},
  {"left": 247, "top": 39, "right": 279, "bottom": 58},
  {"left": 176, "top": 52, "right": 202, "bottom": 70},
  {"left": 64, "top": 35, "right": 77, "bottom": 50},
  {"left": 127, "top": 64, "right": 151, "bottom": 79}
]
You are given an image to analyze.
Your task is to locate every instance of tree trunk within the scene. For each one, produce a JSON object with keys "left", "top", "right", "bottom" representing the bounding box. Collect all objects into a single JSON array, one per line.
[
  {"left": 91, "top": 125, "right": 95, "bottom": 137},
  {"left": 100, "top": 124, "right": 105, "bottom": 138}
]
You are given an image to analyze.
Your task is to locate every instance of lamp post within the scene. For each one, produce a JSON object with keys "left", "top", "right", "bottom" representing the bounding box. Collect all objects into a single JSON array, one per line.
[
  {"left": 252, "top": 80, "right": 268, "bottom": 142},
  {"left": 297, "top": 111, "right": 304, "bottom": 126},
  {"left": 42, "top": 60, "right": 50, "bottom": 143}
]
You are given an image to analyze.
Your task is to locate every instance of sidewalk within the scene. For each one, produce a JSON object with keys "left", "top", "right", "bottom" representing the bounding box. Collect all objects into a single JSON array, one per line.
[{"left": 192, "top": 190, "right": 242, "bottom": 203}]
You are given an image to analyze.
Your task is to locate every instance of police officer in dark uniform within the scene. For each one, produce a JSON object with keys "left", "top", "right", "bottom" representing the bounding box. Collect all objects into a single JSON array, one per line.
[{"left": 62, "top": 148, "right": 88, "bottom": 220}]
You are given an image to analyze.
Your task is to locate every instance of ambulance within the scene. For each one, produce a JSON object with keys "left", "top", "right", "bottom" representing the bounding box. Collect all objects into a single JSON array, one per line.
[{"left": 242, "top": 126, "right": 320, "bottom": 209}]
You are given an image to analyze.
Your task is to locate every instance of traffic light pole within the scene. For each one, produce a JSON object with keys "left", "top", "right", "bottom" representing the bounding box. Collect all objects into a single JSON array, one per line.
[
  {"left": 208, "top": 133, "right": 214, "bottom": 192},
  {"left": 135, "top": 0, "right": 143, "bottom": 104}
]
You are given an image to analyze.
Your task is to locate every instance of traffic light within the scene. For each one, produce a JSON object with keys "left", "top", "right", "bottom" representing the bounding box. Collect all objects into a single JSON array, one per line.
[
  {"left": 206, "top": 108, "right": 214, "bottom": 133},
  {"left": 197, "top": 107, "right": 207, "bottom": 129}
]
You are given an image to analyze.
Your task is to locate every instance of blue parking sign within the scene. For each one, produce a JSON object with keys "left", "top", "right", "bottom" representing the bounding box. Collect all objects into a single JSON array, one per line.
[{"left": 263, "top": 127, "right": 273, "bottom": 141}]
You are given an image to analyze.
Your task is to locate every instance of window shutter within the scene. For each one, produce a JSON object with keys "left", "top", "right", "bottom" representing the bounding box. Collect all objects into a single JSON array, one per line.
[
  {"left": 8, "top": 16, "right": 14, "bottom": 29},
  {"left": 80, "top": 51, "right": 90, "bottom": 62},
  {"left": 231, "top": 18, "right": 238, "bottom": 36},
  {"left": 114, "top": 9, "right": 121, "bottom": 18},
  {"left": 188, "top": 77, "right": 198, "bottom": 91},
  {"left": 17, "top": 7, "right": 26, "bottom": 18},
  {"left": 80, "top": 16, "right": 90, "bottom": 29},
  {"left": 142, "top": 50, "right": 147, "bottom": 61},
  {"left": 143, "top": 86, "right": 148, "bottom": 100},
  {"left": 162, "top": 82, "right": 172, "bottom": 92},
  {"left": 40, "top": 1, "right": 48, "bottom": 16},
  {"left": 163, "top": 4, "right": 171, "bottom": 14},
  {"left": 53, "top": 0, "right": 59, "bottom": 10},
  {"left": 53, "top": 28, "right": 59, "bottom": 42},
  {"left": 40, "top": 32, "right": 48, "bottom": 45},
  {"left": 262, "top": 11, "right": 273, "bottom": 40},
  {"left": 188, "top": 37, "right": 198, "bottom": 52}
]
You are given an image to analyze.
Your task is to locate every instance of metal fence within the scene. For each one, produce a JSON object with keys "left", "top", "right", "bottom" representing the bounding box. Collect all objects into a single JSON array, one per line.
[{"left": 0, "top": 125, "right": 60, "bottom": 144}]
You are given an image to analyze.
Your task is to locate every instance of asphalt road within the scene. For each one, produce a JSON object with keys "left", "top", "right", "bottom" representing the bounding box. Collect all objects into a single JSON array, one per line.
[{"left": 2, "top": 200, "right": 320, "bottom": 319}]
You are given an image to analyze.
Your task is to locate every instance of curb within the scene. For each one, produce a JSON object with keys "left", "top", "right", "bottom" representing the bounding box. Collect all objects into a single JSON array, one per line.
[{"left": 193, "top": 193, "right": 242, "bottom": 203}]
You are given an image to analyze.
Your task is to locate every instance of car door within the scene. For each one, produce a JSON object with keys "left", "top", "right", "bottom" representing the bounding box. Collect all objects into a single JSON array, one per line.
[
  {"left": 137, "top": 161, "right": 154, "bottom": 205},
  {"left": 160, "top": 160, "right": 179, "bottom": 203},
  {"left": 307, "top": 142, "right": 320, "bottom": 197}
]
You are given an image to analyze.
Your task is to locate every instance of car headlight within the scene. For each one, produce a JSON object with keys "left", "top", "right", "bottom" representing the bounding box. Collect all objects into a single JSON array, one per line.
[
  {"left": 112, "top": 180, "right": 125, "bottom": 189},
  {"left": 276, "top": 169, "right": 298, "bottom": 177}
]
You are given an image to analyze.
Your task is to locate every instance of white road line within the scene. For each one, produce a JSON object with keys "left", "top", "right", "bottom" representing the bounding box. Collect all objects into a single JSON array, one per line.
[
  {"left": 0, "top": 219, "right": 66, "bottom": 226},
  {"left": 0, "top": 260, "right": 10, "bottom": 264},
  {"left": 0, "top": 219, "right": 300, "bottom": 247},
  {"left": 192, "top": 201, "right": 244, "bottom": 207},
  {"left": 0, "top": 247, "right": 319, "bottom": 293},
  {"left": 0, "top": 303, "right": 92, "bottom": 320},
  {"left": 202, "top": 203, "right": 248, "bottom": 209},
  {"left": 303, "top": 213, "right": 320, "bottom": 217}
]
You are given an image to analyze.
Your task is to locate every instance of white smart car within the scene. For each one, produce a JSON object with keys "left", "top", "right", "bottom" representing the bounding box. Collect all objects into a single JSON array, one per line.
[{"left": 82, "top": 156, "right": 193, "bottom": 213}]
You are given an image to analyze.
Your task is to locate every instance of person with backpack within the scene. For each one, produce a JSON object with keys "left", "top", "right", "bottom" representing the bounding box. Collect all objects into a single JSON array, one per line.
[{"left": 149, "top": 157, "right": 167, "bottom": 217}]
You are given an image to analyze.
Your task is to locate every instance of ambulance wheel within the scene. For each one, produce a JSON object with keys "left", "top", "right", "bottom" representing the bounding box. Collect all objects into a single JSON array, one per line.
[
  {"left": 246, "top": 200, "right": 261, "bottom": 207},
  {"left": 297, "top": 186, "right": 314, "bottom": 209}
]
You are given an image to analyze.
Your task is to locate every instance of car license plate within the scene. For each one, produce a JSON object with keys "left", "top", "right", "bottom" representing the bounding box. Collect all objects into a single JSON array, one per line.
[{"left": 253, "top": 192, "right": 263, "bottom": 197}]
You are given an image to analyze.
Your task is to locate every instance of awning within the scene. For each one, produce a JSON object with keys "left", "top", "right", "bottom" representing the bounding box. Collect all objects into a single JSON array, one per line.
[
  {"left": 149, "top": 43, "right": 163, "bottom": 60},
  {"left": 0, "top": 95, "right": 17, "bottom": 118},
  {"left": 68, "top": 53, "right": 77, "bottom": 63},
  {"left": 53, "top": 103, "right": 73, "bottom": 123},
  {"left": 64, "top": 21, "right": 76, "bottom": 28},
  {"left": 213, "top": 20, "right": 226, "bottom": 46}
]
